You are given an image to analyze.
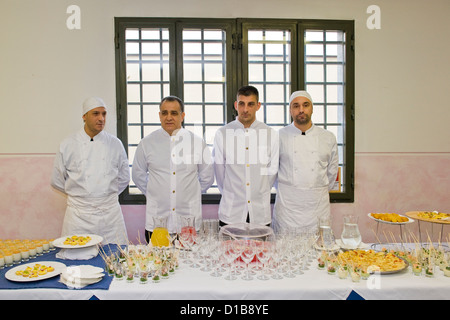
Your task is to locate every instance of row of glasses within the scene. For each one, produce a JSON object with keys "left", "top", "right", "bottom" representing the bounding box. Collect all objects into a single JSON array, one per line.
[{"left": 268, "top": 226, "right": 320, "bottom": 279}]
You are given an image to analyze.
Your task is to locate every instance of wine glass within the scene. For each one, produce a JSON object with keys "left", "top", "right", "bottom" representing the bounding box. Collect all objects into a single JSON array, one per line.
[
  {"left": 256, "top": 240, "right": 272, "bottom": 280},
  {"left": 283, "top": 235, "right": 297, "bottom": 278},
  {"left": 189, "top": 233, "right": 201, "bottom": 268},
  {"left": 270, "top": 236, "right": 284, "bottom": 280},
  {"left": 222, "top": 240, "right": 238, "bottom": 280},
  {"left": 178, "top": 231, "right": 193, "bottom": 265},
  {"left": 199, "top": 237, "right": 212, "bottom": 272},
  {"left": 209, "top": 239, "right": 223, "bottom": 277},
  {"left": 240, "top": 239, "right": 256, "bottom": 281}
]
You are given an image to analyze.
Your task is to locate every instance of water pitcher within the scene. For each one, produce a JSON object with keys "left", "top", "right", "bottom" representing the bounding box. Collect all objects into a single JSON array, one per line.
[{"left": 340, "top": 215, "right": 362, "bottom": 249}]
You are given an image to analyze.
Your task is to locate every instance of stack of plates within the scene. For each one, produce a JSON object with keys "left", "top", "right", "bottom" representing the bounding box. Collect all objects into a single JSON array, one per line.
[{"left": 60, "top": 265, "right": 105, "bottom": 289}]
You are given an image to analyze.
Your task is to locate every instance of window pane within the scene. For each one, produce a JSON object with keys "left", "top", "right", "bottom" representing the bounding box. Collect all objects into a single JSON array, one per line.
[
  {"left": 124, "top": 27, "right": 170, "bottom": 195},
  {"left": 142, "top": 63, "right": 162, "bottom": 81},
  {"left": 142, "top": 84, "right": 162, "bottom": 102},
  {"left": 312, "top": 105, "right": 324, "bottom": 124},
  {"left": 182, "top": 27, "right": 227, "bottom": 150},
  {"left": 205, "top": 105, "right": 224, "bottom": 124},
  {"left": 184, "top": 105, "right": 203, "bottom": 124},
  {"left": 127, "top": 84, "right": 141, "bottom": 102},
  {"left": 248, "top": 28, "right": 291, "bottom": 127},
  {"left": 127, "top": 104, "right": 141, "bottom": 123},
  {"left": 306, "top": 64, "right": 324, "bottom": 83},
  {"left": 184, "top": 63, "right": 203, "bottom": 82},
  {"left": 305, "top": 29, "right": 347, "bottom": 192},
  {"left": 128, "top": 125, "right": 142, "bottom": 145},
  {"left": 142, "top": 105, "right": 160, "bottom": 123}
]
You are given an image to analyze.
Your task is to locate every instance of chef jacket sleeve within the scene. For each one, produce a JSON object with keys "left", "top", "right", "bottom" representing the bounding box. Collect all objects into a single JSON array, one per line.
[
  {"left": 198, "top": 139, "right": 214, "bottom": 193},
  {"left": 117, "top": 143, "right": 130, "bottom": 194},
  {"left": 212, "top": 129, "right": 225, "bottom": 194},
  {"left": 131, "top": 141, "right": 149, "bottom": 195},
  {"left": 50, "top": 148, "right": 67, "bottom": 194},
  {"left": 327, "top": 137, "right": 339, "bottom": 191}
]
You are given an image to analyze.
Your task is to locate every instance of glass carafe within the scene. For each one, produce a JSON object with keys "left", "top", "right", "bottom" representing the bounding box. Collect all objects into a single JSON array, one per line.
[
  {"left": 317, "top": 216, "right": 335, "bottom": 250},
  {"left": 340, "top": 215, "right": 361, "bottom": 249},
  {"left": 178, "top": 214, "right": 196, "bottom": 238},
  {"left": 151, "top": 215, "right": 170, "bottom": 247}
]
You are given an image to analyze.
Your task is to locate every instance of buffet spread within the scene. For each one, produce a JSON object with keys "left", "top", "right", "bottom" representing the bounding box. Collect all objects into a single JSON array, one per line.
[{"left": 0, "top": 211, "right": 449, "bottom": 300}]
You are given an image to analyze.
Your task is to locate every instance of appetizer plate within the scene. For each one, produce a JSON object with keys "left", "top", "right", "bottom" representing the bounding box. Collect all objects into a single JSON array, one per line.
[
  {"left": 52, "top": 234, "right": 103, "bottom": 249},
  {"left": 368, "top": 213, "right": 414, "bottom": 225},
  {"left": 339, "top": 249, "right": 409, "bottom": 275},
  {"left": 5, "top": 261, "right": 66, "bottom": 282},
  {"left": 405, "top": 211, "right": 450, "bottom": 224}
]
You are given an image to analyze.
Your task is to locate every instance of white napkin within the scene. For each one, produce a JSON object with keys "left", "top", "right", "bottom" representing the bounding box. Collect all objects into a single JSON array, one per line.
[
  {"left": 336, "top": 239, "right": 370, "bottom": 250},
  {"left": 56, "top": 246, "right": 99, "bottom": 260},
  {"left": 60, "top": 265, "right": 105, "bottom": 289}
]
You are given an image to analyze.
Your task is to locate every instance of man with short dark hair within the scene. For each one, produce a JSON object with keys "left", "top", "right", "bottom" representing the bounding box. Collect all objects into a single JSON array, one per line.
[{"left": 213, "top": 86, "right": 279, "bottom": 227}]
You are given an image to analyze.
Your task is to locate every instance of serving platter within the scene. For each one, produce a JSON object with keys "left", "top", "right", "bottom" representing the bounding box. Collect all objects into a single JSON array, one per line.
[
  {"left": 338, "top": 249, "right": 409, "bottom": 275},
  {"left": 5, "top": 261, "right": 66, "bottom": 282},
  {"left": 368, "top": 213, "right": 414, "bottom": 225},
  {"left": 405, "top": 211, "right": 450, "bottom": 225},
  {"left": 52, "top": 234, "right": 103, "bottom": 249}
]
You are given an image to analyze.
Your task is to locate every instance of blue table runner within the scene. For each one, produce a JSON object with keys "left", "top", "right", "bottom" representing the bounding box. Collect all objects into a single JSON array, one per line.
[{"left": 0, "top": 247, "right": 114, "bottom": 291}]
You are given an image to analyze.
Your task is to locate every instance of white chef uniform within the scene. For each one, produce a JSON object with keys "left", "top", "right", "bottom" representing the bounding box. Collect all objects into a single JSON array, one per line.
[
  {"left": 272, "top": 123, "right": 338, "bottom": 232},
  {"left": 51, "top": 129, "right": 130, "bottom": 245},
  {"left": 213, "top": 119, "right": 279, "bottom": 226},
  {"left": 132, "top": 128, "right": 214, "bottom": 233}
]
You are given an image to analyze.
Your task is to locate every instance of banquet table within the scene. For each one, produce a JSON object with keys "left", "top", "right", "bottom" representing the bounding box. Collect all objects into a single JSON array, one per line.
[{"left": 0, "top": 245, "right": 449, "bottom": 301}]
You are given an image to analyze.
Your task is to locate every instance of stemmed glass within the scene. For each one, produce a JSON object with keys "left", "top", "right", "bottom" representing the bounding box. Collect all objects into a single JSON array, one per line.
[
  {"left": 178, "top": 231, "right": 193, "bottom": 265},
  {"left": 199, "top": 237, "right": 212, "bottom": 272},
  {"left": 240, "top": 239, "right": 256, "bottom": 281},
  {"left": 256, "top": 240, "right": 272, "bottom": 280},
  {"left": 270, "top": 236, "right": 284, "bottom": 280},
  {"left": 293, "top": 234, "right": 307, "bottom": 275},
  {"left": 189, "top": 233, "right": 201, "bottom": 268},
  {"left": 209, "top": 239, "right": 223, "bottom": 277},
  {"left": 283, "top": 234, "right": 297, "bottom": 278},
  {"left": 222, "top": 240, "right": 238, "bottom": 280}
]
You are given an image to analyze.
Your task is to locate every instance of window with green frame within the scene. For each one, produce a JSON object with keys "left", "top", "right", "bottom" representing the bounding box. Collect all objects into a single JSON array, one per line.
[{"left": 115, "top": 18, "right": 354, "bottom": 204}]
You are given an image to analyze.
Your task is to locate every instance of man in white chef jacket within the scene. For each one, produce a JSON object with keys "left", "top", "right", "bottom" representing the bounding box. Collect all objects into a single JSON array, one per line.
[
  {"left": 272, "top": 91, "right": 339, "bottom": 232},
  {"left": 132, "top": 96, "right": 214, "bottom": 243},
  {"left": 213, "top": 86, "right": 279, "bottom": 227},
  {"left": 51, "top": 97, "right": 130, "bottom": 245}
]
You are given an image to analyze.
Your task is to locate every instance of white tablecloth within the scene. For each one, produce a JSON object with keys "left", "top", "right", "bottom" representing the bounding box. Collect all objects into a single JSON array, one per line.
[{"left": 1, "top": 261, "right": 448, "bottom": 300}]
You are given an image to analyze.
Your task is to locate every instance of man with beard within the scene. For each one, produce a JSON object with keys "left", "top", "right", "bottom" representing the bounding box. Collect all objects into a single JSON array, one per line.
[{"left": 272, "top": 91, "right": 338, "bottom": 232}]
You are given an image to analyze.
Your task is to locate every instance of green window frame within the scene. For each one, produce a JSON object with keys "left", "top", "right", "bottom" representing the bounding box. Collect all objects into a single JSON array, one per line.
[{"left": 115, "top": 18, "right": 354, "bottom": 204}]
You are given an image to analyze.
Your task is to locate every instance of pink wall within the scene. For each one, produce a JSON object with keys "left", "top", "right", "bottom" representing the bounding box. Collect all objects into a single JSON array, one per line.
[{"left": 1, "top": 153, "right": 449, "bottom": 244}]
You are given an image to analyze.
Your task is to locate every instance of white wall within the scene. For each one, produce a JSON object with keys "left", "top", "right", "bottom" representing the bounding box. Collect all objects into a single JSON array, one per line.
[{"left": 1, "top": 0, "right": 449, "bottom": 154}]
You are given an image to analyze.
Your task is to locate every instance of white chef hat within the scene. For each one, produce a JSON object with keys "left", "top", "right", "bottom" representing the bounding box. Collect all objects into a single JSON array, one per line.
[
  {"left": 289, "top": 90, "right": 313, "bottom": 105},
  {"left": 82, "top": 96, "right": 107, "bottom": 115}
]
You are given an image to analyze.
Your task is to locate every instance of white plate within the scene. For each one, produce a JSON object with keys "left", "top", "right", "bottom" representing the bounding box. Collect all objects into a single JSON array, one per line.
[
  {"left": 52, "top": 234, "right": 103, "bottom": 249},
  {"left": 368, "top": 213, "right": 414, "bottom": 225},
  {"left": 5, "top": 261, "right": 66, "bottom": 282}
]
